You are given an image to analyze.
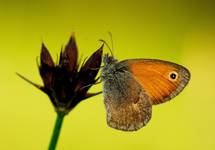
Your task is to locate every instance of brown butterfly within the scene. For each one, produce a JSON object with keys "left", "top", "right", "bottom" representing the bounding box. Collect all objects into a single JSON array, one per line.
[{"left": 101, "top": 53, "right": 190, "bottom": 131}]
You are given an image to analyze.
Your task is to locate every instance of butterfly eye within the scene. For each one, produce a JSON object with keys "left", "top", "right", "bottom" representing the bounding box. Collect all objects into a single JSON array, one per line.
[{"left": 169, "top": 71, "right": 178, "bottom": 81}]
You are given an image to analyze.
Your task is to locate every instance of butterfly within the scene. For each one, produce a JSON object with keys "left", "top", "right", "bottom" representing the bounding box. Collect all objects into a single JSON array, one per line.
[{"left": 101, "top": 53, "right": 190, "bottom": 131}]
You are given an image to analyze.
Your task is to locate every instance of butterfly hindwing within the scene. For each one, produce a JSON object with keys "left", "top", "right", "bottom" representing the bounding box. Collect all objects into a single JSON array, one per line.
[{"left": 103, "top": 68, "right": 152, "bottom": 131}]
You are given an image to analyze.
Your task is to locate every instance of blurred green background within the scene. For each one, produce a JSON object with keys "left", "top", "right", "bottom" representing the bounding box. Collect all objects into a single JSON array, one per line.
[{"left": 0, "top": 0, "right": 215, "bottom": 149}]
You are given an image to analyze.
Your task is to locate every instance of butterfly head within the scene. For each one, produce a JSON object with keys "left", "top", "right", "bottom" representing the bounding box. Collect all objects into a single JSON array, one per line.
[
  {"left": 101, "top": 54, "right": 119, "bottom": 80},
  {"left": 103, "top": 53, "right": 117, "bottom": 65}
]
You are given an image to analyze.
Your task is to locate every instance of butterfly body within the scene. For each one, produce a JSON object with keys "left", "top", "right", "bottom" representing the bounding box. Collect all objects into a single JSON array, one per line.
[{"left": 102, "top": 54, "right": 190, "bottom": 131}]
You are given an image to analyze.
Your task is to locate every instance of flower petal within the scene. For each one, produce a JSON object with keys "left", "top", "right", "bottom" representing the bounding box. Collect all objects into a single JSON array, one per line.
[
  {"left": 70, "top": 45, "right": 103, "bottom": 104},
  {"left": 59, "top": 35, "right": 78, "bottom": 72},
  {"left": 41, "top": 43, "right": 55, "bottom": 67},
  {"left": 39, "top": 43, "right": 55, "bottom": 89},
  {"left": 83, "top": 91, "right": 102, "bottom": 100},
  {"left": 79, "top": 44, "right": 103, "bottom": 83}
]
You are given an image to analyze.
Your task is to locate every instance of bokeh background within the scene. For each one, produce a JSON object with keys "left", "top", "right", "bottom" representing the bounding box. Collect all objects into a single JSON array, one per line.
[{"left": 0, "top": 0, "right": 215, "bottom": 149}]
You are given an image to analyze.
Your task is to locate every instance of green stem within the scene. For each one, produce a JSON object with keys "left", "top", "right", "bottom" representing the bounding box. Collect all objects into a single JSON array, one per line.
[{"left": 48, "top": 113, "right": 65, "bottom": 150}]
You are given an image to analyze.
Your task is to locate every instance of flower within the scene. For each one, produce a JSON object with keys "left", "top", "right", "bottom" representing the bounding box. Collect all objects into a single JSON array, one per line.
[{"left": 17, "top": 35, "right": 103, "bottom": 114}]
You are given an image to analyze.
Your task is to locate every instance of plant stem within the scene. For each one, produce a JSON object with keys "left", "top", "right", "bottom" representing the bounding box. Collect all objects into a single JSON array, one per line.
[{"left": 48, "top": 112, "right": 65, "bottom": 150}]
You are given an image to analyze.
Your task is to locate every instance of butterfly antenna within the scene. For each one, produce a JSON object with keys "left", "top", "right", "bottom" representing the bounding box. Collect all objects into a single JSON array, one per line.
[
  {"left": 99, "top": 39, "right": 114, "bottom": 57},
  {"left": 108, "top": 32, "right": 114, "bottom": 54}
]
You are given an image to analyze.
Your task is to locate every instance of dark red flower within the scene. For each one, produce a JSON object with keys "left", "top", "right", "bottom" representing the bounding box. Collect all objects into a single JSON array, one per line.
[{"left": 17, "top": 35, "right": 103, "bottom": 114}]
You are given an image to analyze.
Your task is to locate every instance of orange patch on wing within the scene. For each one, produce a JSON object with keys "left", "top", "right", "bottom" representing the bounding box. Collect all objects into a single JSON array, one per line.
[{"left": 127, "top": 60, "right": 179, "bottom": 104}]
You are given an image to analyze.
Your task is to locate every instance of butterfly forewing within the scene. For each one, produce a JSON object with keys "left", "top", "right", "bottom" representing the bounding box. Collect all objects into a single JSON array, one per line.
[{"left": 122, "top": 59, "right": 190, "bottom": 105}]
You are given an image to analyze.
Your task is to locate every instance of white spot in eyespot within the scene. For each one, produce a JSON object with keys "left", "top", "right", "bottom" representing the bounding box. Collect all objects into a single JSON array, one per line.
[{"left": 168, "top": 71, "right": 178, "bottom": 81}]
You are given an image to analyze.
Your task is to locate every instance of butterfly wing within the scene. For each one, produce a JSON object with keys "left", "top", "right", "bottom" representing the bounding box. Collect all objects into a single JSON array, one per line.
[
  {"left": 121, "top": 59, "right": 190, "bottom": 105},
  {"left": 103, "top": 69, "right": 152, "bottom": 131}
]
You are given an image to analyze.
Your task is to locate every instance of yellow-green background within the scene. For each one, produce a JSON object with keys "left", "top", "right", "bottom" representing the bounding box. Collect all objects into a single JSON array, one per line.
[{"left": 0, "top": 0, "right": 214, "bottom": 149}]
